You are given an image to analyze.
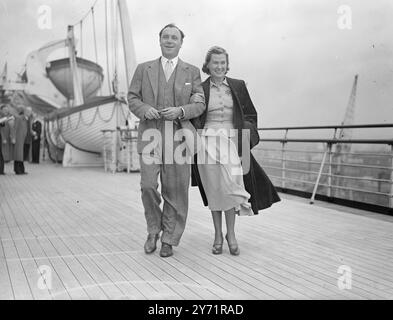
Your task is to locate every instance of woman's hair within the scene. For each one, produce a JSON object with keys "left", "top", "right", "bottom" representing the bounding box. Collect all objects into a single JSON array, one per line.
[{"left": 202, "top": 46, "right": 230, "bottom": 75}]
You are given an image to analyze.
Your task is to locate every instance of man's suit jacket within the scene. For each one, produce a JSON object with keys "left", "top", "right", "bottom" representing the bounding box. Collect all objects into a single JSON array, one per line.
[
  {"left": 10, "top": 115, "right": 28, "bottom": 162},
  {"left": 128, "top": 58, "right": 205, "bottom": 154},
  {"left": 0, "top": 118, "right": 12, "bottom": 161},
  {"left": 32, "top": 120, "right": 42, "bottom": 141}
]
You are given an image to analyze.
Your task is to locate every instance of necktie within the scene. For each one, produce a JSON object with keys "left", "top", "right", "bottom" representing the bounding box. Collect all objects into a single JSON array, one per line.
[{"left": 164, "top": 60, "right": 173, "bottom": 81}]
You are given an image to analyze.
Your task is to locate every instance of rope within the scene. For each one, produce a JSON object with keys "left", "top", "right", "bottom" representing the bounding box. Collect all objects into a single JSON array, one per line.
[
  {"left": 72, "top": 0, "right": 99, "bottom": 27},
  {"left": 79, "top": 20, "right": 85, "bottom": 99},
  {"left": 97, "top": 103, "right": 118, "bottom": 122},
  {"left": 112, "top": 1, "right": 119, "bottom": 94},
  {"left": 66, "top": 115, "right": 72, "bottom": 130},
  {"left": 114, "top": 3, "right": 119, "bottom": 74},
  {"left": 79, "top": 21, "right": 83, "bottom": 57},
  {"left": 119, "top": 103, "right": 128, "bottom": 119},
  {"left": 47, "top": 103, "right": 119, "bottom": 131},
  {"left": 59, "top": 118, "right": 64, "bottom": 131},
  {"left": 91, "top": 6, "right": 99, "bottom": 64},
  {"left": 56, "top": 118, "right": 62, "bottom": 136},
  {"left": 75, "top": 111, "right": 82, "bottom": 130},
  {"left": 79, "top": 107, "right": 99, "bottom": 127},
  {"left": 105, "top": 0, "right": 112, "bottom": 94}
]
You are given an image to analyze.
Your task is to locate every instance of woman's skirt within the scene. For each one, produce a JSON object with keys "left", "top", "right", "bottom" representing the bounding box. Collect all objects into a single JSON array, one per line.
[{"left": 197, "top": 128, "right": 253, "bottom": 216}]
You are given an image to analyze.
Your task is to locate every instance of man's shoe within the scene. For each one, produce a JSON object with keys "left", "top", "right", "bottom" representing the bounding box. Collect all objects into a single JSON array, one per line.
[
  {"left": 144, "top": 234, "right": 159, "bottom": 254},
  {"left": 159, "top": 243, "right": 173, "bottom": 258}
]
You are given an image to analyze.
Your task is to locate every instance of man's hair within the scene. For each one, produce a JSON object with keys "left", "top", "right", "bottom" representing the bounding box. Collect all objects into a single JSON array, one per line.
[
  {"left": 159, "top": 23, "right": 185, "bottom": 41},
  {"left": 202, "top": 46, "right": 230, "bottom": 75}
]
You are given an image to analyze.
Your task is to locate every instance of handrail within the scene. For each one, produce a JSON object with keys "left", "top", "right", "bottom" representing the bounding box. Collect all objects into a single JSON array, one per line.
[
  {"left": 259, "top": 123, "right": 393, "bottom": 130},
  {"left": 259, "top": 156, "right": 392, "bottom": 170},
  {"left": 259, "top": 147, "right": 392, "bottom": 157},
  {"left": 269, "top": 174, "right": 390, "bottom": 196},
  {"left": 256, "top": 124, "right": 393, "bottom": 211},
  {"left": 260, "top": 138, "right": 393, "bottom": 145},
  {"left": 263, "top": 165, "right": 391, "bottom": 183}
]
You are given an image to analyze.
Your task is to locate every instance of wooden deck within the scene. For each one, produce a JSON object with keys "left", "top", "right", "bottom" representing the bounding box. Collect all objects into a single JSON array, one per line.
[{"left": 0, "top": 161, "right": 392, "bottom": 300}]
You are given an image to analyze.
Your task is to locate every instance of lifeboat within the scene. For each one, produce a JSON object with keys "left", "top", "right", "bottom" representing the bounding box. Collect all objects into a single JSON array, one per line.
[{"left": 46, "top": 57, "right": 104, "bottom": 101}]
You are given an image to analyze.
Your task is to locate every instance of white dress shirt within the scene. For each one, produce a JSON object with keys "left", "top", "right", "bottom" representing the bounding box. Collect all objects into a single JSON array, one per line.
[
  {"left": 160, "top": 56, "right": 184, "bottom": 119},
  {"left": 161, "top": 56, "right": 179, "bottom": 80}
]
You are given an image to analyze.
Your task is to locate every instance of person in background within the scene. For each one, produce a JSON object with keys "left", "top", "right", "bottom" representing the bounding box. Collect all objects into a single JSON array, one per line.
[
  {"left": 0, "top": 129, "right": 3, "bottom": 175},
  {"left": 0, "top": 104, "right": 15, "bottom": 175},
  {"left": 0, "top": 105, "right": 6, "bottom": 175},
  {"left": 31, "top": 113, "right": 42, "bottom": 164},
  {"left": 23, "top": 106, "right": 33, "bottom": 162},
  {"left": 11, "top": 105, "right": 31, "bottom": 174},
  {"left": 0, "top": 105, "right": 14, "bottom": 165}
]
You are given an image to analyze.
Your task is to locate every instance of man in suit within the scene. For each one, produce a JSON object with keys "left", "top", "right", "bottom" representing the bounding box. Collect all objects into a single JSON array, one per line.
[
  {"left": 31, "top": 114, "right": 42, "bottom": 163},
  {"left": 128, "top": 24, "right": 205, "bottom": 258},
  {"left": 23, "top": 106, "right": 33, "bottom": 162},
  {"left": 0, "top": 105, "right": 15, "bottom": 173},
  {"left": 11, "top": 105, "right": 30, "bottom": 174},
  {"left": 0, "top": 104, "right": 7, "bottom": 175},
  {"left": 0, "top": 123, "right": 4, "bottom": 175}
]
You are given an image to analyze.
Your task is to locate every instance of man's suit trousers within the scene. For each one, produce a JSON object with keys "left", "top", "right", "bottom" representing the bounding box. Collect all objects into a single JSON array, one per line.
[{"left": 139, "top": 154, "right": 190, "bottom": 246}]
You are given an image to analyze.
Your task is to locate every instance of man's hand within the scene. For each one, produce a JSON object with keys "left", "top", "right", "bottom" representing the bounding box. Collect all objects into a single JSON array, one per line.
[
  {"left": 144, "top": 107, "right": 161, "bottom": 120},
  {"left": 115, "top": 92, "right": 127, "bottom": 103},
  {"left": 160, "top": 107, "right": 183, "bottom": 121},
  {"left": 11, "top": 138, "right": 16, "bottom": 144}
]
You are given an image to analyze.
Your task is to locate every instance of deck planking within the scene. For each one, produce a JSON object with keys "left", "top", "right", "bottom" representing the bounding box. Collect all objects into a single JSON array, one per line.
[{"left": 0, "top": 161, "right": 392, "bottom": 300}]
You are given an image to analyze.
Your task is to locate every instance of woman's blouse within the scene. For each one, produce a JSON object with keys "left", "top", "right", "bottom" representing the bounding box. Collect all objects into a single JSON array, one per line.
[{"left": 204, "top": 78, "right": 235, "bottom": 133}]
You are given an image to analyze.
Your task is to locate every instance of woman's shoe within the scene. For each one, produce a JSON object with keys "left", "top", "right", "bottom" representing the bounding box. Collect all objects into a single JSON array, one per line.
[
  {"left": 212, "top": 234, "right": 223, "bottom": 255},
  {"left": 212, "top": 243, "right": 223, "bottom": 255},
  {"left": 225, "top": 235, "right": 240, "bottom": 256}
]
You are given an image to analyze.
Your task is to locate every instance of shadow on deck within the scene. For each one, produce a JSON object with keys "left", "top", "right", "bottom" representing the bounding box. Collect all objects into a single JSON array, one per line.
[{"left": 0, "top": 162, "right": 392, "bottom": 300}]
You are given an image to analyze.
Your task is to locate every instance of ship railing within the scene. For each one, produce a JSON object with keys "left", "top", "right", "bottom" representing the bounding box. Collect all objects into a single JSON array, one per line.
[
  {"left": 101, "top": 127, "right": 139, "bottom": 174},
  {"left": 256, "top": 123, "right": 393, "bottom": 213}
]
